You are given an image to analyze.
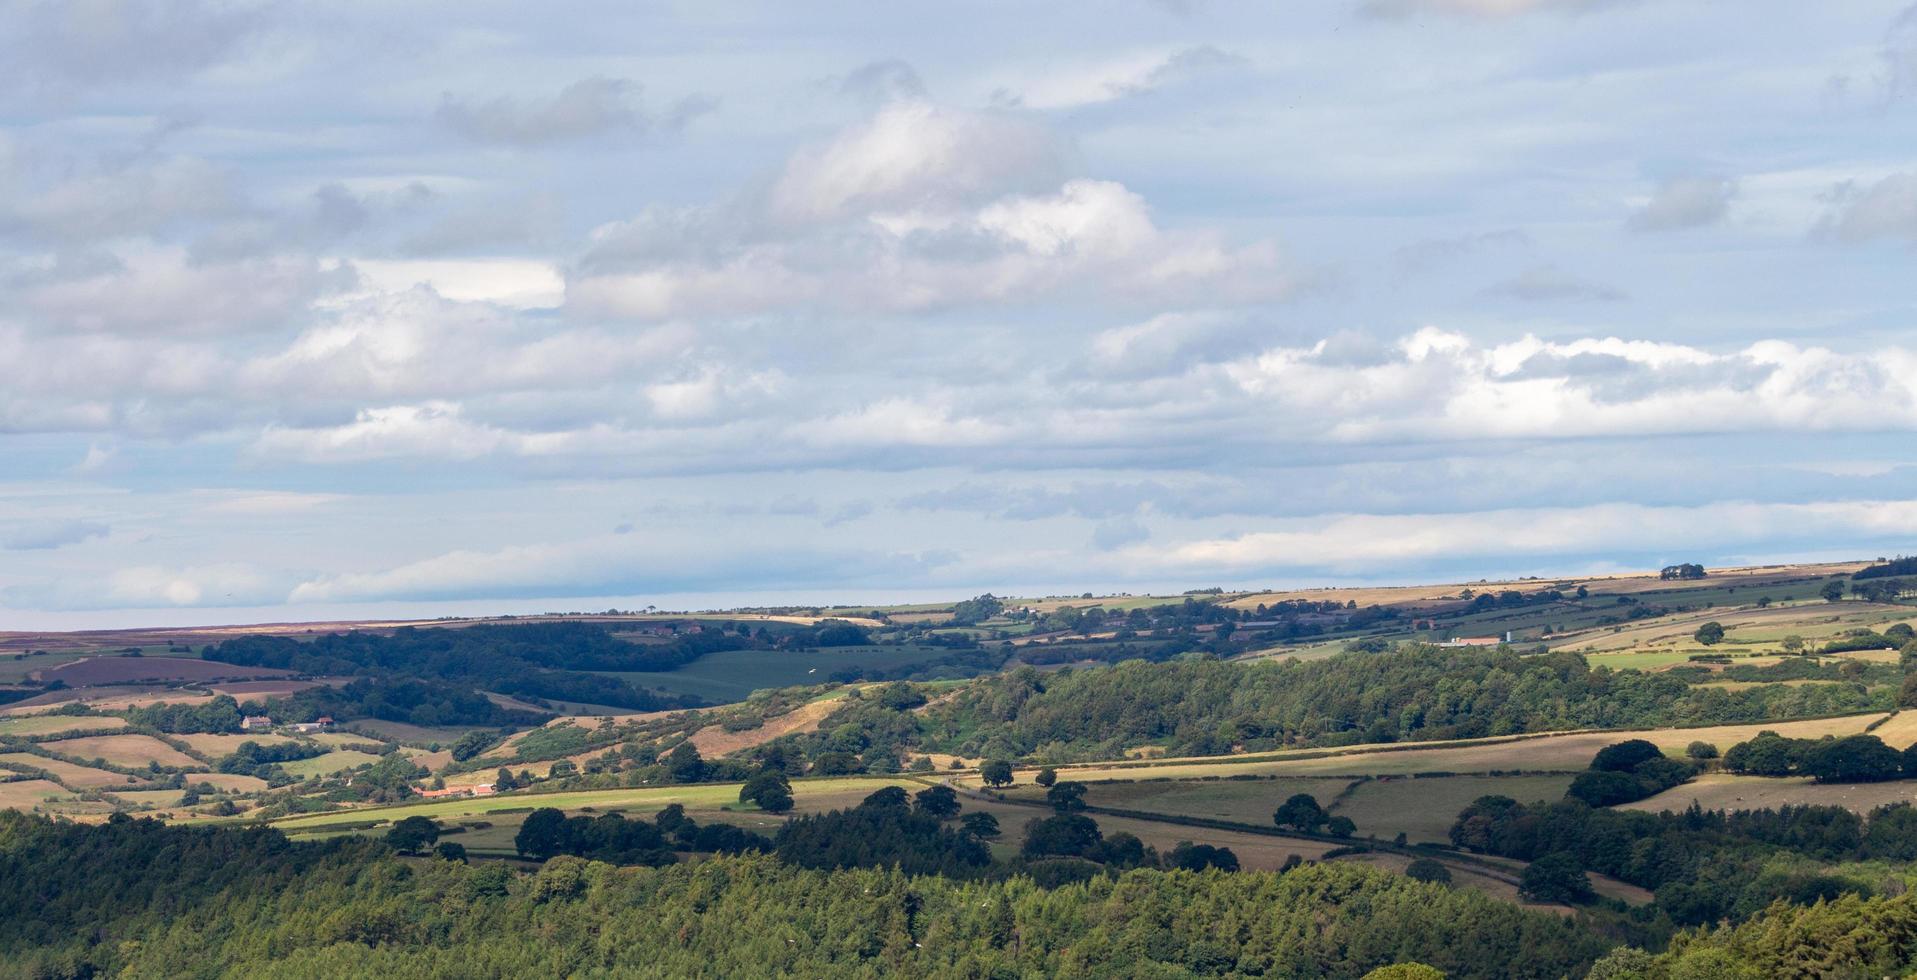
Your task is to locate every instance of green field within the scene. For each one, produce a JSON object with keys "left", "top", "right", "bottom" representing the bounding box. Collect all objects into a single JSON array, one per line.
[
  {"left": 1329, "top": 775, "right": 1575, "bottom": 843},
  {"left": 0, "top": 715, "right": 128, "bottom": 737},
  {"left": 279, "top": 750, "right": 385, "bottom": 778},
  {"left": 602, "top": 644, "right": 979, "bottom": 702},
  {"left": 270, "top": 776, "right": 922, "bottom": 833}
]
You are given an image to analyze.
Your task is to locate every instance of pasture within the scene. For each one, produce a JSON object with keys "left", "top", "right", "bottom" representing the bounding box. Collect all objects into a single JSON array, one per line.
[
  {"left": 0, "top": 715, "right": 127, "bottom": 737},
  {"left": 995, "top": 776, "right": 1357, "bottom": 826},
  {"left": 279, "top": 750, "right": 385, "bottom": 778},
  {"left": 1329, "top": 775, "right": 1576, "bottom": 843},
  {"left": 598, "top": 644, "right": 971, "bottom": 703},
  {"left": 33, "top": 655, "right": 294, "bottom": 687},
  {"left": 174, "top": 733, "right": 298, "bottom": 758}
]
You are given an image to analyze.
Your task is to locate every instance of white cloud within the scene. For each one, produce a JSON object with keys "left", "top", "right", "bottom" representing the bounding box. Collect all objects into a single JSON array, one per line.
[
  {"left": 767, "top": 100, "right": 1065, "bottom": 223},
  {"left": 1134, "top": 499, "right": 1917, "bottom": 575}
]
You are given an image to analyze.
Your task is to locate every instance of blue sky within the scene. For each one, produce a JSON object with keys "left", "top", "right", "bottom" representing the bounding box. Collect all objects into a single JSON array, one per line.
[{"left": 4, "top": 0, "right": 1917, "bottom": 627}]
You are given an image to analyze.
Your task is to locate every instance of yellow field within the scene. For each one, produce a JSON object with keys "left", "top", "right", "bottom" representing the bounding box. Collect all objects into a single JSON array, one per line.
[
  {"left": 190, "top": 773, "right": 268, "bottom": 792},
  {"left": 1623, "top": 773, "right": 1917, "bottom": 815},
  {"left": 0, "top": 753, "right": 136, "bottom": 788},
  {"left": 40, "top": 734, "right": 200, "bottom": 768}
]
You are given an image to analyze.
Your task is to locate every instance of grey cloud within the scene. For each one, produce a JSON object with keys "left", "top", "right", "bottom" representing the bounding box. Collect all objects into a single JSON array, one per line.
[
  {"left": 0, "top": 0, "right": 270, "bottom": 90},
  {"left": 1391, "top": 228, "right": 1531, "bottom": 276},
  {"left": 3, "top": 519, "right": 108, "bottom": 550},
  {"left": 1092, "top": 516, "right": 1149, "bottom": 551},
  {"left": 1819, "top": 173, "right": 1917, "bottom": 242},
  {"left": 1482, "top": 264, "right": 1626, "bottom": 302},
  {"left": 1628, "top": 176, "right": 1736, "bottom": 232},
  {"left": 839, "top": 60, "right": 926, "bottom": 103},
  {"left": 437, "top": 77, "right": 711, "bottom": 146}
]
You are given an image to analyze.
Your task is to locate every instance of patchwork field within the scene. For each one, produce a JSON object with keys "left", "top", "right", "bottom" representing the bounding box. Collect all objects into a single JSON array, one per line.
[
  {"left": 41, "top": 734, "right": 200, "bottom": 768},
  {"left": 191, "top": 773, "right": 268, "bottom": 792},
  {"left": 996, "top": 776, "right": 1357, "bottom": 826}
]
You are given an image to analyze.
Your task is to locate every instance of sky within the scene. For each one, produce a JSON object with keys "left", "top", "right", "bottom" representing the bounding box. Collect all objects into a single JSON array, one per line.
[{"left": 4, "top": 0, "right": 1917, "bottom": 629}]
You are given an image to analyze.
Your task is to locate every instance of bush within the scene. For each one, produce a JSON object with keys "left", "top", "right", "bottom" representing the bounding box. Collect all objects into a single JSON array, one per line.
[
  {"left": 1520, "top": 852, "right": 1594, "bottom": 904},
  {"left": 1404, "top": 858, "right": 1452, "bottom": 885}
]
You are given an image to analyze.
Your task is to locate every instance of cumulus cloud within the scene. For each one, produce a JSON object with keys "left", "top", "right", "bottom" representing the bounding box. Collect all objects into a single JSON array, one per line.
[
  {"left": 437, "top": 77, "right": 711, "bottom": 146},
  {"left": 1628, "top": 176, "right": 1736, "bottom": 231}
]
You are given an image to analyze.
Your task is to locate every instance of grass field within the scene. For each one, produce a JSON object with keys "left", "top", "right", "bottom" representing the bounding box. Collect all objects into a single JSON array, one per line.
[
  {"left": 41, "top": 734, "right": 199, "bottom": 768},
  {"left": 599, "top": 644, "right": 981, "bottom": 703},
  {"left": 270, "top": 777, "right": 922, "bottom": 832},
  {"left": 191, "top": 773, "right": 267, "bottom": 792},
  {"left": 0, "top": 715, "right": 127, "bottom": 737},
  {"left": 996, "top": 776, "right": 1356, "bottom": 826},
  {"left": 1623, "top": 773, "right": 1917, "bottom": 815},
  {"left": 280, "top": 750, "right": 385, "bottom": 778},
  {"left": 1329, "top": 775, "right": 1575, "bottom": 843},
  {"left": 173, "top": 733, "right": 298, "bottom": 758}
]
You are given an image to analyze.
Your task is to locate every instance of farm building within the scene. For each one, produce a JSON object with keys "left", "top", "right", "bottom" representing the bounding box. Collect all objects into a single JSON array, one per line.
[
  {"left": 241, "top": 715, "right": 273, "bottom": 731},
  {"left": 289, "top": 717, "right": 335, "bottom": 734},
  {"left": 1439, "top": 635, "right": 1506, "bottom": 648}
]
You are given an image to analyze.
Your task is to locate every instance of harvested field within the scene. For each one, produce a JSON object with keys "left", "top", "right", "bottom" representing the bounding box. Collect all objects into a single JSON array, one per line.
[
  {"left": 0, "top": 753, "right": 136, "bottom": 788},
  {"left": 309, "top": 732, "right": 388, "bottom": 751},
  {"left": 1622, "top": 773, "right": 1917, "bottom": 815},
  {"left": 34, "top": 656, "right": 295, "bottom": 687},
  {"left": 110, "top": 789, "right": 187, "bottom": 808},
  {"left": 403, "top": 748, "right": 453, "bottom": 772},
  {"left": 0, "top": 779, "right": 68, "bottom": 808},
  {"left": 41, "top": 734, "right": 199, "bottom": 768},
  {"left": 1867, "top": 711, "right": 1917, "bottom": 749},
  {"left": 0, "top": 686, "right": 213, "bottom": 716},
  {"left": 0, "top": 715, "right": 127, "bottom": 737}
]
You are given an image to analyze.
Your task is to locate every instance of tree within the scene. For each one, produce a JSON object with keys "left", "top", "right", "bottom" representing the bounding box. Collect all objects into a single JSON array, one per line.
[
  {"left": 1693, "top": 621, "right": 1726, "bottom": 646},
  {"left": 740, "top": 771, "right": 794, "bottom": 814},
  {"left": 1801, "top": 735, "right": 1902, "bottom": 784},
  {"left": 434, "top": 841, "right": 467, "bottom": 862},
  {"left": 960, "top": 811, "right": 1000, "bottom": 839},
  {"left": 1326, "top": 815, "right": 1356, "bottom": 838},
  {"left": 515, "top": 807, "right": 571, "bottom": 860},
  {"left": 665, "top": 742, "right": 705, "bottom": 783},
  {"left": 1782, "top": 634, "right": 1806, "bottom": 654},
  {"left": 494, "top": 767, "right": 516, "bottom": 793},
  {"left": 1520, "top": 852, "right": 1594, "bottom": 904},
  {"left": 1823, "top": 580, "right": 1848, "bottom": 603},
  {"left": 450, "top": 730, "right": 495, "bottom": 762},
  {"left": 861, "top": 786, "right": 910, "bottom": 810},
  {"left": 1404, "top": 858, "right": 1452, "bottom": 885},
  {"left": 980, "top": 759, "right": 1014, "bottom": 788},
  {"left": 914, "top": 785, "right": 961, "bottom": 820},
  {"left": 1590, "top": 739, "right": 1664, "bottom": 773},
  {"left": 385, "top": 815, "right": 439, "bottom": 855},
  {"left": 1274, "top": 793, "right": 1327, "bottom": 833},
  {"left": 1168, "top": 841, "right": 1239, "bottom": 872},
  {"left": 1034, "top": 767, "right": 1057, "bottom": 788},
  {"left": 1687, "top": 741, "right": 1719, "bottom": 761},
  {"left": 1362, "top": 966, "right": 1446, "bottom": 980},
  {"left": 1046, "top": 781, "right": 1088, "bottom": 813}
]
